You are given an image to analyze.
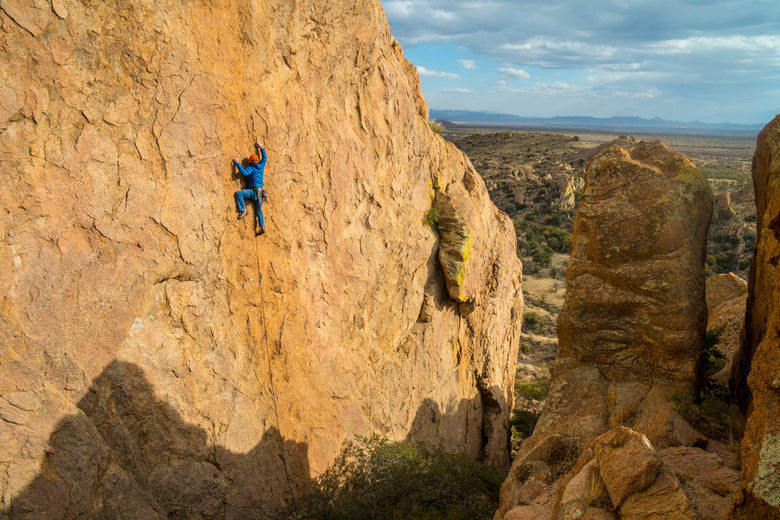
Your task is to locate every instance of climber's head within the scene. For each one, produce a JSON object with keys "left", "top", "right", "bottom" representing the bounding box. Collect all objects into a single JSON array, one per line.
[{"left": 249, "top": 154, "right": 260, "bottom": 164}]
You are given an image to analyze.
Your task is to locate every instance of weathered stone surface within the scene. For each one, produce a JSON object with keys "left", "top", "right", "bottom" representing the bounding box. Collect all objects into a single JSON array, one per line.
[
  {"left": 558, "top": 459, "right": 613, "bottom": 520},
  {"left": 592, "top": 427, "right": 661, "bottom": 508},
  {"left": 619, "top": 466, "right": 696, "bottom": 520},
  {"left": 558, "top": 142, "right": 712, "bottom": 385},
  {"left": 505, "top": 506, "right": 545, "bottom": 520},
  {"left": 707, "top": 272, "right": 748, "bottom": 312},
  {"left": 0, "top": 1, "right": 522, "bottom": 517},
  {"left": 0, "top": 0, "right": 51, "bottom": 36},
  {"left": 661, "top": 446, "right": 739, "bottom": 520},
  {"left": 730, "top": 114, "right": 780, "bottom": 519},
  {"left": 496, "top": 142, "right": 712, "bottom": 519},
  {"left": 645, "top": 407, "right": 705, "bottom": 450},
  {"left": 706, "top": 273, "right": 747, "bottom": 386}
]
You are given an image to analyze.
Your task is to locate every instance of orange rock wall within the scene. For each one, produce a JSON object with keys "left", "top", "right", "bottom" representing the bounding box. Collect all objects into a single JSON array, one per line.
[
  {"left": 0, "top": 1, "right": 522, "bottom": 516},
  {"left": 731, "top": 114, "right": 780, "bottom": 519}
]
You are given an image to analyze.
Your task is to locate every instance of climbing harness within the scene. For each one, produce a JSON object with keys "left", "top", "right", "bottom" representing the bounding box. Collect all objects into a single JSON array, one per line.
[{"left": 243, "top": 218, "right": 298, "bottom": 514}]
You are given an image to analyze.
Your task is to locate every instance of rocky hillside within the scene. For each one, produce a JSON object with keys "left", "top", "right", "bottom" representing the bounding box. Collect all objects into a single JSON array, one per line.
[
  {"left": 0, "top": 1, "right": 522, "bottom": 517},
  {"left": 448, "top": 129, "right": 755, "bottom": 280}
]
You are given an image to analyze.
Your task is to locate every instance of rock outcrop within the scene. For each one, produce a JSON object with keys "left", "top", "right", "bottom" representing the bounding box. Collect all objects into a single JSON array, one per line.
[
  {"left": 496, "top": 141, "right": 713, "bottom": 519},
  {"left": 705, "top": 273, "right": 747, "bottom": 387},
  {"left": 730, "top": 114, "right": 780, "bottom": 519},
  {"left": 0, "top": 1, "right": 522, "bottom": 517},
  {"left": 536, "top": 426, "right": 738, "bottom": 520},
  {"left": 557, "top": 142, "right": 713, "bottom": 389}
]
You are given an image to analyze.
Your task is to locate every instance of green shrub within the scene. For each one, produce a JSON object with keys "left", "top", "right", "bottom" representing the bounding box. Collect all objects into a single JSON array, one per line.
[
  {"left": 523, "top": 311, "right": 547, "bottom": 332},
  {"left": 511, "top": 409, "right": 540, "bottom": 440},
  {"left": 670, "top": 325, "right": 742, "bottom": 441},
  {"left": 703, "top": 325, "right": 726, "bottom": 385},
  {"left": 515, "top": 376, "right": 550, "bottom": 402},
  {"left": 670, "top": 389, "right": 740, "bottom": 442},
  {"left": 532, "top": 249, "right": 552, "bottom": 268},
  {"left": 424, "top": 208, "right": 442, "bottom": 230},
  {"left": 294, "top": 436, "right": 502, "bottom": 520}
]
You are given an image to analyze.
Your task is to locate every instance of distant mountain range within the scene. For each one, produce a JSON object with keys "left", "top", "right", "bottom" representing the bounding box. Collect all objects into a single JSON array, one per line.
[{"left": 429, "top": 109, "right": 764, "bottom": 135}]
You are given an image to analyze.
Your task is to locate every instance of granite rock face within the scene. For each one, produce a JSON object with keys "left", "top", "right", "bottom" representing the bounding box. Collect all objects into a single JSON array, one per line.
[
  {"left": 496, "top": 142, "right": 712, "bottom": 519},
  {"left": 0, "top": 1, "right": 522, "bottom": 517},
  {"left": 731, "top": 114, "right": 780, "bottom": 519}
]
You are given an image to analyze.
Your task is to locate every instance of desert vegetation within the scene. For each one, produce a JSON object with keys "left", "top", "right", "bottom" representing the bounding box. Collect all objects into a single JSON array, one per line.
[
  {"left": 293, "top": 436, "right": 502, "bottom": 520},
  {"left": 670, "top": 325, "right": 744, "bottom": 443}
]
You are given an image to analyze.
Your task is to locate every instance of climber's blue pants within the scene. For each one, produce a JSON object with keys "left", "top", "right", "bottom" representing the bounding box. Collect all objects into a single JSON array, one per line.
[{"left": 234, "top": 189, "right": 264, "bottom": 228}]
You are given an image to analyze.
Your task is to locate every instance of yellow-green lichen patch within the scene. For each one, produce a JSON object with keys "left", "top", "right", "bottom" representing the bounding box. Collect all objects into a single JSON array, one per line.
[
  {"left": 753, "top": 433, "right": 780, "bottom": 507},
  {"left": 454, "top": 231, "right": 473, "bottom": 288}
]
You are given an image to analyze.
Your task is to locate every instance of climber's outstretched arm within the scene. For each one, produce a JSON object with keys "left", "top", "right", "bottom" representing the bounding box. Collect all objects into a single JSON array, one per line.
[
  {"left": 257, "top": 147, "right": 267, "bottom": 167},
  {"left": 233, "top": 157, "right": 250, "bottom": 176}
]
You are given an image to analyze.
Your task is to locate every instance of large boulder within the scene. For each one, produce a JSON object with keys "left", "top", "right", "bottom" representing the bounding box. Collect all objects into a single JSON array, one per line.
[
  {"left": 558, "top": 141, "right": 712, "bottom": 390},
  {"left": 730, "top": 114, "right": 780, "bottom": 519},
  {"left": 661, "top": 446, "right": 739, "bottom": 520},
  {"left": 592, "top": 427, "right": 662, "bottom": 508},
  {"left": 0, "top": 1, "right": 522, "bottom": 517},
  {"left": 496, "top": 141, "right": 712, "bottom": 519}
]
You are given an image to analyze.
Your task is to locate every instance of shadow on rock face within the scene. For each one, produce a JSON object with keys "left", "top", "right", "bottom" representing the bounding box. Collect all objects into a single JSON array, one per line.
[
  {"left": 406, "top": 387, "right": 510, "bottom": 475},
  {"left": 4, "top": 360, "right": 311, "bottom": 520}
]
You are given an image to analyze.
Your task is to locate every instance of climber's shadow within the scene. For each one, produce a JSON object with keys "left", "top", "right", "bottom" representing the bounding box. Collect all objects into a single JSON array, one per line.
[{"left": 4, "top": 360, "right": 310, "bottom": 520}]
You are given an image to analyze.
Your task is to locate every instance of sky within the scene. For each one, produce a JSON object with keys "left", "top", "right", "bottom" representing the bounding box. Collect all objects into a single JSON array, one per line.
[{"left": 380, "top": 0, "right": 780, "bottom": 124}]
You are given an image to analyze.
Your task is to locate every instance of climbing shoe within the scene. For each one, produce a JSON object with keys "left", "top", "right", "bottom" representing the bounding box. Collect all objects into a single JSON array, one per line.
[
  {"left": 237, "top": 210, "right": 247, "bottom": 220},
  {"left": 256, "top": 227, "right": 265, "bottom": 236}
]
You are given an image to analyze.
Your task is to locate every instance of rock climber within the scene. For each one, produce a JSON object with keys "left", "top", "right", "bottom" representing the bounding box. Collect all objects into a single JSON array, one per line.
[{"left": 233, "top": 141, "right": 267, "bottom": 235}]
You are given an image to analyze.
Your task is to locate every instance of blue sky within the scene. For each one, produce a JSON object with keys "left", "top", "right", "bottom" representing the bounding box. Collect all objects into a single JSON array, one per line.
[{"left": 381, "top": 0, "right": 780, "bottom": 124}]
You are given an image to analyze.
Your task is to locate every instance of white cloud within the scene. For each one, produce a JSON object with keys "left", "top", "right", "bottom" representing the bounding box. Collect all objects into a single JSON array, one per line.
[
  {"left": 383, "top": 0, "right": 413, "bottom": 19},
  {"left": 649, "top": 35, "right": 780, "bottom": 56},
  {"left": 586, "top": 70, "right": 671, "bottom": 86},
  {"left": 382, "top": 0, "right": 780, "bottom": 123},
  {"left": 499, "top": 67, "right": 530, "bottom": 80},
  {"left": 417, "top": 66, "right": 460, "bottom": 79},
  {"left": 443, "top": 87, "right": 476, "bottom": 93},
  {"left": 501, "top": 38, "right": 619, "bottom": 66},
  {"left": 385, "top": 0, "right": 780, "bottom": 69},
  {"left": 430, "top": 8, "right": 457, "bottom": 23},
  {"left": 522, "top": 82, "right": 583, "bottom": 95}
]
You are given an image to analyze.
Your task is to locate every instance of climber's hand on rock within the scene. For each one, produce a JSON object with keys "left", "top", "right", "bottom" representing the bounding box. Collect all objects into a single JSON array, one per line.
[{"left": 255, "top": 141, "right": 262, "bottom": 149}]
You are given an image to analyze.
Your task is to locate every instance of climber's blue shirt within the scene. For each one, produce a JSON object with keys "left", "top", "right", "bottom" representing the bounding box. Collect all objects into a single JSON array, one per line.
[{"left": 236, "top": 147, "right": 267, "bottom": 188}]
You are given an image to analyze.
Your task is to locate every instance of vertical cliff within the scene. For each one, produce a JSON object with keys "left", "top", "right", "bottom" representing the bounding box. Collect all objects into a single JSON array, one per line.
[
  {"left": 731, "top": 114, "right": 780, "bottom": 519},
  {"left": 0, "top": 0, "right": 522, "bottom": 517}
]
